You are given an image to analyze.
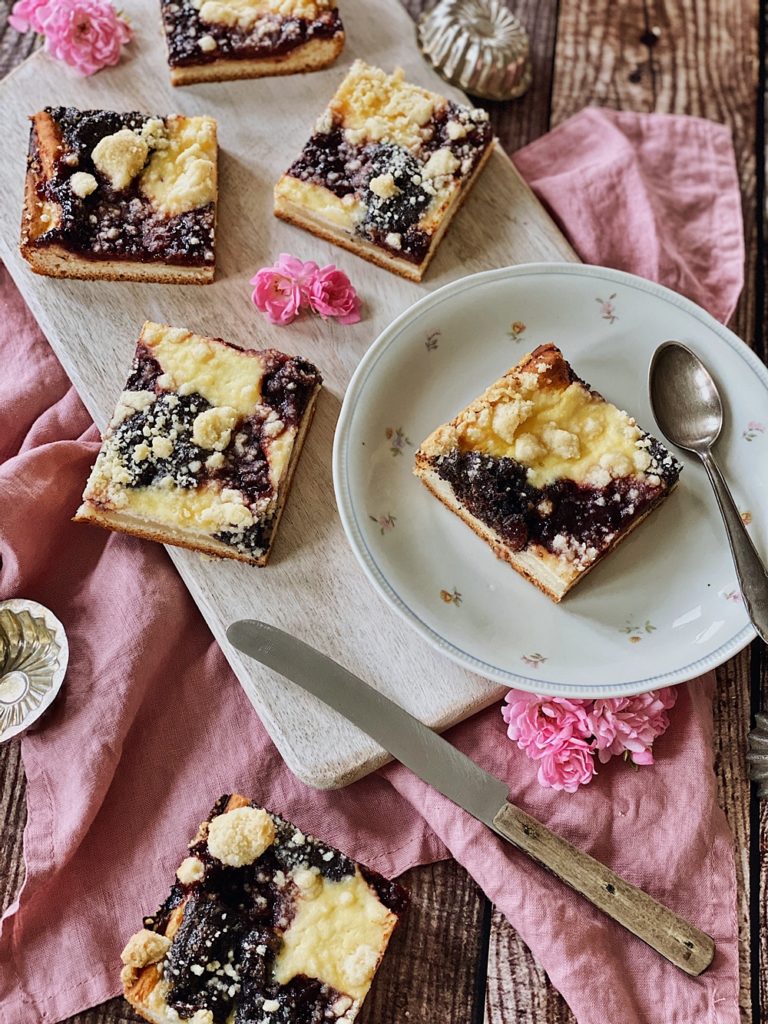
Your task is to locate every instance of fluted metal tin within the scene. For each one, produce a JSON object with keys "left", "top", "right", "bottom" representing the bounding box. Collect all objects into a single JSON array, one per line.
[
  {"left": 748, "top": 711, "right": 768, "bottom": 800},
  {"left": 417, "top": 0, "right": 531, "bottom": 102},
  {"left": 0, "top": 599, "right": 68, "bottom": 742}
]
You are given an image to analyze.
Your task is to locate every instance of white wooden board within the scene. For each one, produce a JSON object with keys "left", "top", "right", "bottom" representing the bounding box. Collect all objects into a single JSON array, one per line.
[{"left": 0, "top": 0, "right": 577, "bottom": 787}]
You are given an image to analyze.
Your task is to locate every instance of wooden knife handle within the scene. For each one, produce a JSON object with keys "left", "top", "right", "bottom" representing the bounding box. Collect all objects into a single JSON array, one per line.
[{"left": 492, "top": 802, "right": 715, "bottom": 976}]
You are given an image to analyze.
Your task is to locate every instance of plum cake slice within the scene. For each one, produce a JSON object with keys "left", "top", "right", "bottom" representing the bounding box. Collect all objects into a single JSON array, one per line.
[
  {"left": 274, "top": 60, "right": 495, "bottom": 281},
  {"left": 120, "top": 794, "right": 408, "bottom": 1024},
  {"left": 160, "top": 0, "right": 345, "bottom": 86},
  {"left": 414, "top": 344, "right": 682, "bottom": 602},
  {"left": 20, "top": 107, "right": 217, "bottom": 284},
  {"left": 75, "top": 322, "right": 321, "bottom": 565}
]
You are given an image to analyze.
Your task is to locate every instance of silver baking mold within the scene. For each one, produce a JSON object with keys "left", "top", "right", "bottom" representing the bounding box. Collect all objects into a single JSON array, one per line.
[
  {"left": 417, "top": 0, "right": 532, "bottom": 102},
  {"left": 0, "top": 599, "right": 69, "bottom": 742}
]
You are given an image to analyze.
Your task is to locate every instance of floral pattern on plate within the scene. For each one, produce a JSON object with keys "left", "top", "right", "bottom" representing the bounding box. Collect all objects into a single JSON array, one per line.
[
  {"left": 508, "top": 320, "right": 526, "bottom": 341},
  {"left": 621, "top": 619, "right": 657, "bottom": 644},
  {"left": 743, "top": 421, "right": 765, "bottom": 442},
  {"left": 521, "top": 652, "right": 547, "bottom": 669},
  {"left": 596, "top": 293, "right": 618, "bottom": 324},
  {"left": 425, "top": 330, "right": 440, "bottom": 352},
  {"left": 385, "top": 427, "right": 412, "bottom": 456},
  {"left": 369, "top": 513, "right": 396, "bottom": 535}
]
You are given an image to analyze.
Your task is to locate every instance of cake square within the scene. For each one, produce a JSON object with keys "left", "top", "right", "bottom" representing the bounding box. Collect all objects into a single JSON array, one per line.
[
  {"left": 274, "top": 60, "right": 495, "bottom": 281},
  {"left": 160, "top": 0, "right": 345, "bottom": 86},
  {"left": 120, "top": 794, "right": 408, "bottom": 1024},
  {"left": 20, "top": 107, "right": 217, "bottom": 284},
  {"left": 414, "top": 344, "right": 682, "bottom": 602},
  {"left": 74, "top": 322, "right": 322, "bottom": 566}
]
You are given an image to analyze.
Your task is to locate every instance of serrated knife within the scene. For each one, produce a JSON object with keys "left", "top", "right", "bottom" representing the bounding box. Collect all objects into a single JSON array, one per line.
[{"left": 227, "top": 619, "right": 714, "bottom": 976}]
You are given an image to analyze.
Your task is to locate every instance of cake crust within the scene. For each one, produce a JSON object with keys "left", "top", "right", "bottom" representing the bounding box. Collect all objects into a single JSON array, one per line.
[
  {"left": 275, "top": 140, "right": 496, "bottom": 282},
  {"left": 169, "top": 35, "right": 344, "bottom": 85},
  {"left": 122, "top": 794, "right": 407, "bottom": 1024},
  {"left": 273, "top": 60, "right": 495, "bottom": 280},
  {"left": 160, "top": 0, "right": 344, "bottom": 85},
  {"left": 20, "top": 107, "right": 217, "bottom": 284},
  {"left": 414, "top": 344, "right": 682, "bottom": 601},
  {"left": 75, "top": 322, "right": 322, "bottom": 566}
]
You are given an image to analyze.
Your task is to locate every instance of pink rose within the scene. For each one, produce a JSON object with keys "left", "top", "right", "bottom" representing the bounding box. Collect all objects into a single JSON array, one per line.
[
  {"left": 15, "top": 0, "right": 132, "bottom": 76},
  {"left": 307, "top": 264, "right": 361, "bottom": 324},
  {"left": 585, "top": 689, "right": 677, "bottom": 765},
  {"left": 250, "top": 254, "right": 317, "bottom": 326},
  {"left": 501, "top": 687, "right": 678, "bottom": 792},
  {"left": 8, "top": 0, "right": 51, "bottom": 33},
  {"left": 502, "top": 693, "right": 590, "bottom": 761},
  {"left": 537, "top": 742, "right": 597, "bottom": 793},
  {"left": 249, "top": 254, "right": 361, "bottom": 327}
]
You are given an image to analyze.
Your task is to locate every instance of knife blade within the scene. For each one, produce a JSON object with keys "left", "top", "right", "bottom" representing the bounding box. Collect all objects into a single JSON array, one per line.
[{"left": 227, "top": 618, "right": 715, "bottom": 976}]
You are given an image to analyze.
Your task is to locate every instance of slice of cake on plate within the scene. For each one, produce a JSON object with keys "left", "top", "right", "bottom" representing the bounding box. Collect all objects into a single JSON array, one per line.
[
  {"left": 160, "top": 0, "right": 345, "bottom": 85},
  {"left": 75, "top": 322, "right": 321, "bottom": 565},
  {"left": 20, "top": 107, "right": 217, "bottom": 284},
  {"left": 121, "top": 794, "right": 408, "bottom": 1024},
  {"left": 414, "top": 344, "right": 682, "bottom": 602},
  {"left": 274, "top": 60, "right": 495, "bottom": 281}
]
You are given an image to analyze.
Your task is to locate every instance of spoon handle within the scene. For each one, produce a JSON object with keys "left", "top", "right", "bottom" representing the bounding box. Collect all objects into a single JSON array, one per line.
[{"left": 700, "top": 450, "right": 768, "bottom": 643}]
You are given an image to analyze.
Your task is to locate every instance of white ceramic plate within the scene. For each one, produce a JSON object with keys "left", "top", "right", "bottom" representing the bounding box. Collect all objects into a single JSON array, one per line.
[{"left": 333, "top": 264, "right": 768, "bottom": 697}]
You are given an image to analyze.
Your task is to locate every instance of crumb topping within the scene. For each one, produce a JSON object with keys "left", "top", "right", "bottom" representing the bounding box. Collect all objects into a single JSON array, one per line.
[
  {"left": 160, "top": 0, "right": 342, "bottom": 68},
  {"left": 133, "top": 796, "right": 407, "bottom": 1024},
  {"left": 332, "top": 62, "right": 436, "bottom": 150},
  {"left": 79, "top": 325, "right": 321, "bottom": 561},
  {"left": 279, "top": 62, "right": 492, "bottom": 265},
  {"left": 92, "top": 128, "right": 149, "bottom": 191},
  {"left": 177, "top": 856, "right": 206, "bottom": 885},
  {"left": 141, "top": 117, "right": 217, "bottom": 217},
  {"left": 439, "top": 349, "right": 660, "bottom": 489},
  {"left": 121, "top": 928, "right": 172, "bottom": 968},
  {"left": 193, "top": 0, "right": 332, "bottom": 30},
  {"left": 69, "top": 171, "right": 97, "bottom": 197},
  {"left": 207, "top": 806, "right": 277, "bottom": 866},
  {"left": 28, "top": 108, "right": 216, "bottom": 267},
  {"left": 419, "top": 346, "right": 681, "bottom": 568},
  {"left": 192, "top": 406, "right": 239, "bottom": 451},
  {"left": 421, "top": 147, "right": 460, "bottom": 179}
]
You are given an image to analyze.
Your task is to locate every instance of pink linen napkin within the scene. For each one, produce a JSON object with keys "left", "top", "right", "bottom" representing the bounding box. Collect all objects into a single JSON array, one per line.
[{"left": 0, "top": 107, "right": 745, "bottom": 1024}]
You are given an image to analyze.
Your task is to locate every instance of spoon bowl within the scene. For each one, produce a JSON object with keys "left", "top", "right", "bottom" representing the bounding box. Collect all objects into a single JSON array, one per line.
[
  {"left": 648, "top": 340, "right": 768, "bottom": 645},
  {"left": 649, "top": 341, "right": 724, "bottom": 453}
]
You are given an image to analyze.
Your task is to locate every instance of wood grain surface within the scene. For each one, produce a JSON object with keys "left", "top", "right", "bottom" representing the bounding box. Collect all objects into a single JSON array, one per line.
[
  {"left": 0, "top": 0, "right": 765, "bottom": 1023},
  {"left": 0, "top": 0, "right": 578, "bottom": 791}
]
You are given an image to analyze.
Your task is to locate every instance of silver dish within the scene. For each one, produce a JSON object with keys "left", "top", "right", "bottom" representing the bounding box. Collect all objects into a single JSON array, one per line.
[
  {"left": 0, "top": 599, "right": 68, "bottom": 742},
  {"left": 417, "top": 0, "right": 532, "bottom": 101}
]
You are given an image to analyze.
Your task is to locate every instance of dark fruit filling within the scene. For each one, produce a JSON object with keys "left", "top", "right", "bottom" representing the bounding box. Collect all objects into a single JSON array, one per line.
[
  {"left": 30, "top": 107, "right": 214, "bottom": 266},
  {"left": 261, "top": 353, "right": 323, "bottom": 428},
  {"left": 433, "top": 445, "right": 680, "bottom": 558},
  {"left": 113, "top": 392, "right": 212, "bottom": 490},
  {"left": 103, "top": 349, "right": 320, "bottom": 558},
  {"left": 145, "top": 796, "right": 407, "bottom": 1024},
  {"left": 285, "top": 101, "right": 492, "bottom": 264},
  {"left": 125, "top": 344, "right": 163, "bottom": 391},
  {"left": 160, "top": 0, "right": 343, "bottom": 67}
]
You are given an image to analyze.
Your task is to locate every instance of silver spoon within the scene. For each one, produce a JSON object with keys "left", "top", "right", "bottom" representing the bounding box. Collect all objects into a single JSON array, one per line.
[{"left": 649, "top": 340, "right": 768, "bottom": 644}]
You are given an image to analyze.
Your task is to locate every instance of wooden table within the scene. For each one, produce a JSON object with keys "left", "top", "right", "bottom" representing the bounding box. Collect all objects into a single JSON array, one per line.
[{"left": 0, "top": 1, "right": 763, "bottom": 1021}]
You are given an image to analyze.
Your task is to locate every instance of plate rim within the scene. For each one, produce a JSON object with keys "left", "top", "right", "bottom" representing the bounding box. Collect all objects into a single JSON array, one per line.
[{"left": 333, "top": 262, "right": 764, "bottom": 697}]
